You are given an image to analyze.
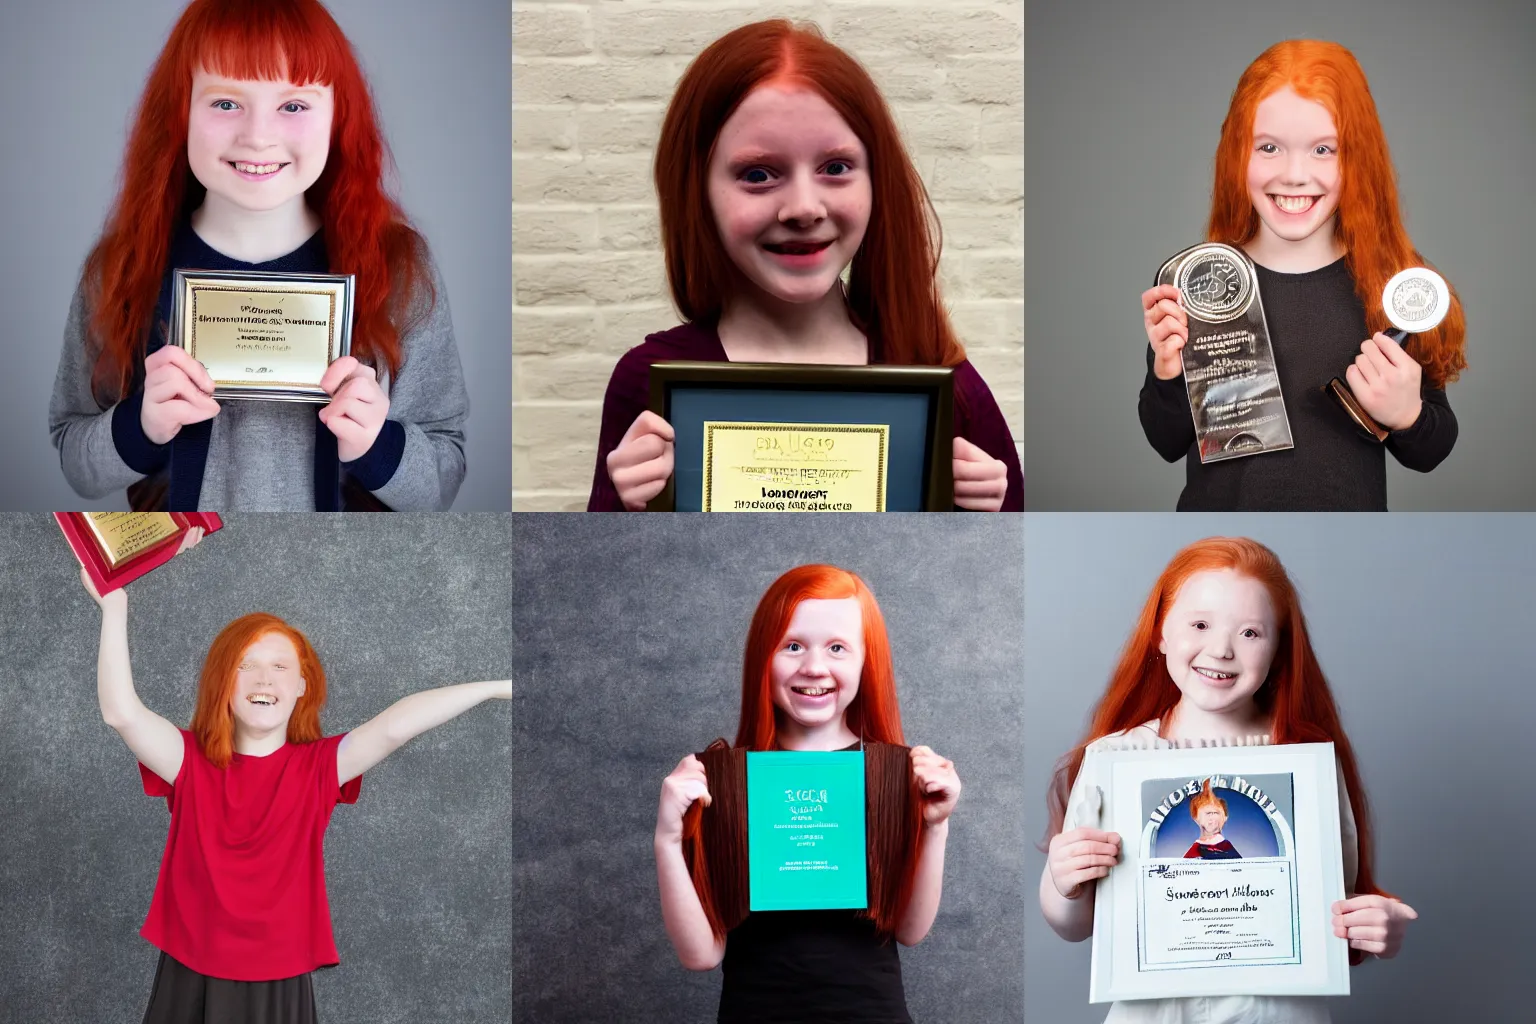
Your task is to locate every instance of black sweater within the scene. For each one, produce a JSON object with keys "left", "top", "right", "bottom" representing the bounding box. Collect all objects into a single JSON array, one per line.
[{"left": 1138, "top": 257, "right": 1457, "bottom": 510}]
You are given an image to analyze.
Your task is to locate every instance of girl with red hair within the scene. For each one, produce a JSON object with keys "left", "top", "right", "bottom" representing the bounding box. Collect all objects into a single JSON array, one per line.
[
  {"left": 1138, "top": 40, "right": 1465, "bottom": 511},
  {"left": 654, "top": 565, "right": 962, "bottom": 1022},
  {"left": 1041, "top": 537, "right": 1417, "bottom": 1023},
  {"left": 50, "top": 0, "right": 468, "bottom": 512},
  {"left": 80, "top": 532, "right": 509, "bottom": 1024},
  {"left": 590, "top": 20, "right": 1022, "bottom": 512}
]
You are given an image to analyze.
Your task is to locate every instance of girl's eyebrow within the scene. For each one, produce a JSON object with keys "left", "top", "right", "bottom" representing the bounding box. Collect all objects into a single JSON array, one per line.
[
  {"left": 1252, "top": 131, "right": 1339, "bottom": 145},
  {"left": 195, "top": 83, "right": 326, "bottom": 100},
  {"left": 726, "top": 145, "right": 862, "bottom": 167}
]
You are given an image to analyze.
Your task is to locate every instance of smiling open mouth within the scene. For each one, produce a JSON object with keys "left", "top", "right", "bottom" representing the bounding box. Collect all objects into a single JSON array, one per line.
[
  {"left": 791, "top": 686, "right": 834, "bottom": 697},
  {"left": 763, "top": 240, "right": 832, "bottom": 255},
  {"left": 230, "top": 161, "right": 288, "bottom": 177},
  {"left": 246, "top": 693, "right": 279, "bottom": 705},
  {"left": 1270, "top": 194, "right": 1318, "bottom": 214},
  {"left": 1193, "top": 667, "right": 1237, "bottom": 682}
]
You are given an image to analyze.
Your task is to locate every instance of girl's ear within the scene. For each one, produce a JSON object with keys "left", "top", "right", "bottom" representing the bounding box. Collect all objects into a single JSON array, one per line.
[
  {"left": 1157, "top": 635, "right": 1167, "bottom": 656},
  {"left": 298, "top": 677, "right": 307, "bottom": 698}
]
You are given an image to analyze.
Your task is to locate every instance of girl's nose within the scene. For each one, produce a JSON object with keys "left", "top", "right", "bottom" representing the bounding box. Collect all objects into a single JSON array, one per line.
[{"left": 778, "top": 176, "right": 826, "bottom": 226}]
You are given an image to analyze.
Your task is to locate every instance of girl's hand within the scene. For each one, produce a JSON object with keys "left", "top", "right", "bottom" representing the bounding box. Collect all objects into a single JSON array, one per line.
[
  {"left": 608, "top": 411, "right": 675, "bottom": 511},
  {"left": 319, "top": 357, "right": 391, "bottom": 462},
  {"left": 1141, "top": 285, "right": 1188, "bottom": 381},
  {"left": 1332, "top": 895, "right": 1418, "bottom": 958},
  {"left": 1047, "top": 827, "right": 1121, "bottom": 899},
  {"left": 79, "top": 566, "right": 124, "bottom": 611},
  {"left": 656, "top": 754, "right": 710, "bottom": 843},
  {"left": 140, "top": 346, "right": 220, "bottom": 444},
  {"left": 490, "top": 680, "right": 513, "bottom": 700},
  {"left": 952, "top": 437, "right": 1007, "bottom": 512},
  {"left": 177, "top": 525, "right": 206, "bottom": 556},
  {"left": 909, "top": 745, "right": 961, "bottom": 827},
  {"left": 1345, "top": 334, "right": 1423, "bottom": 432}
]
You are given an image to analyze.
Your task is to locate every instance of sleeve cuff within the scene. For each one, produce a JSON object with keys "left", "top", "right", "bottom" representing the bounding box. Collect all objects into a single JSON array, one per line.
[
  {"left": 111, "top": 391, "right": 171, "bottom": 474},
  {"left": 342, "top": 419, "right": 406, "bottom": 491}
]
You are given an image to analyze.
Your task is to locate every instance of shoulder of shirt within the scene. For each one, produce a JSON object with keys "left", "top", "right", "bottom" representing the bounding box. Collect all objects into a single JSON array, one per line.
[
  {"left": 1085, "top": 720, "right": 1162, "bottom": 753},
  {"left": 611, "top": 322, "right": 720, "bottom": 379}
]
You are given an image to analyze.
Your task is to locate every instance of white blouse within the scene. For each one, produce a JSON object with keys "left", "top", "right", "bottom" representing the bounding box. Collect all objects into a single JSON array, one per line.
[{"left": 1067, "top": 721, "right": 1359, "bottom": 1024}]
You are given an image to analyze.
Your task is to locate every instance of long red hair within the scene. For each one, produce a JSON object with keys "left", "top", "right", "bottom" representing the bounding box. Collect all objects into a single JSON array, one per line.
[
  {"left": 1047, "top": 538, "right": 1387, "bottom": 909},
  {"left": 654, "top": 20, "right": 966, "bottom": 368},
  {"left": 1207, "top": 39, "right": 1466, "bottom": 387},
  {"left": 686, "top": 564, "right": 920, "bottom": 939},
  {"left": 189, "top": 612, "right": 326, "bottom": 769},
  {"left": 83, "top": 0, "right": 433, "bottom": 403}
]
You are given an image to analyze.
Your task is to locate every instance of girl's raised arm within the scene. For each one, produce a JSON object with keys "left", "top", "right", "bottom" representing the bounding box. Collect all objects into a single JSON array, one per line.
[
  {"left": 84, "top": 570, "right": 185, "bottom": 785},
  {"left": 336, "top": 680, "right": 511, "bottom": 785},
  {"left": 654, "top": 755, "right": 725, "bottom": 970}
]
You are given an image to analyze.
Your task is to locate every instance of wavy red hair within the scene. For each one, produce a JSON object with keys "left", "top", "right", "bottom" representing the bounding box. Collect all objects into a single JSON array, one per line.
[
  {"left": 1207, "top": 39, "right": 1466, "bottom": 387},
  {"left": 1047, "top": 538, "right": 1388, "bottom": 919},
  {"left": 84, "top": 0, "right": 432, "bottom": 403},
  {"left": 189, "top": 612, "right": 326, "bottom": 769},
  {"left": 686, "top": 564, "right": 921, "bottom": 939},
  {"left": 654, "top": 20, "right": 966, "bottom": 369}
]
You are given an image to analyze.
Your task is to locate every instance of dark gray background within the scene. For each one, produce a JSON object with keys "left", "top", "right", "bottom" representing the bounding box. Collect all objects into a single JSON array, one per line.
[
  {"left": 0, "top": 514, "right": 512, "bottom": 1023},
  {"left": 1023, "top": 513, "right": 1534, "bottom": 1021},
  {"left": 1024, "top": 0, "right": 1536, "bottom": 509},
  {"left": 0, "top": 0, "right": 511, "bottom": 510},
  {"left": 513, "top": 516, "right": 1024, "bottom": 1023}
]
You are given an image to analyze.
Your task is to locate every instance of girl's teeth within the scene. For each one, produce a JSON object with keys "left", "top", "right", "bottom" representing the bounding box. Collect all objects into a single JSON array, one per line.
[
  {"left": 1272, "top": 195, "right": 1316, "bottom": 213},
  {"left": 235, "top": 162, "right": 281, "bottom": 175}
]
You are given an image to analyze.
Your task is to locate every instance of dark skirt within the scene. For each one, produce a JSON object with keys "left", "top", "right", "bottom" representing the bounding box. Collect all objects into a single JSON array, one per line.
[{"left": 141, "top": 952, "right": 318, "bottom": 1024}]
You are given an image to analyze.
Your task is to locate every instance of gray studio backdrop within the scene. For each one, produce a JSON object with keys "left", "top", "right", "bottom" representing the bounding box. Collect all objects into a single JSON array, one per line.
[
  {"left": 1023, "top": 514, "right": 1534, "bottom": 1022},
  {"left": 0, "top": 515, "right": 512, "bottom": 1024},
  {"left": 1025, "top": 0, "right": 1536, "bottom": 510},
  {"left": 513, "top": 516, "right": 1024, "bottom": 1024},
  {"left": 0, "top": 0, "right": 510, "bottom": 510}
]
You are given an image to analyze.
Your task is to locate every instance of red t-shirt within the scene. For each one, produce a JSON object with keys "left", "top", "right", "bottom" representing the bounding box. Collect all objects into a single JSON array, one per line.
[{"left": 138, "top": 729, "right": 361, "bottom": 981}]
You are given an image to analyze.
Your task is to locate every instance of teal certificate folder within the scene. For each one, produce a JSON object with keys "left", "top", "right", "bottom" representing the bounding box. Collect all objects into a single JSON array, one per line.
[{"left": 746, "top": 750, "right": 868, "bottom": 911}]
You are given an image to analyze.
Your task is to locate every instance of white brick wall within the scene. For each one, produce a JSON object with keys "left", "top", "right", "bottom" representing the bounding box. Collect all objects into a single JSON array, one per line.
[{"left": 513, "top": 0, "right": 1024, "bottom": 510}]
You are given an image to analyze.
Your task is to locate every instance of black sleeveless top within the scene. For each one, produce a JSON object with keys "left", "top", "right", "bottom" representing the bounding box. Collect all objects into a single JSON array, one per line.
[{"left": 717, "top": 909, "right": 911, "bottom": 1023}]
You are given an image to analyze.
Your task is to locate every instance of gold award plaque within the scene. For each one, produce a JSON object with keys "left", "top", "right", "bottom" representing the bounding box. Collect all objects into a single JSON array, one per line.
[
  {"left": 82, "top": 513, "right": 181, "bottom": 568},
  {"left": 702, "top": 422, "right": 889, "bottom": 512}
]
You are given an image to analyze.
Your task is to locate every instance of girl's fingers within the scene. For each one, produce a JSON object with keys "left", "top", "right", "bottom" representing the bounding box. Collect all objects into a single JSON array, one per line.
[
  {"left": 1349, "top": 937, "right": 1387, "bottom": 954},
  {"left": 612, "top": 433, "right": 671, "bottom": 470}
]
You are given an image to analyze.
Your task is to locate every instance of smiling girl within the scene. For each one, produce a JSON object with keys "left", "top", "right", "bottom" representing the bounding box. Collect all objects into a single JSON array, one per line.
[
  {"left": 50, "top": 0, "right": 468, "bottom": 511},
  {"left": 589, "top": 20, "right": 1022, "bottom": 512},
  {"left": 1138, "top": 41, "right": 1466, "bottom": 511},
  {"left": 1041, "top": 537, "right": 1416, "bottom": 1024},
  {"left": 81, "top": 531, "right": 509, "bottom": 1024},
  {"left": 655, "top": 565, "right": 961, "bottom": 1022}
]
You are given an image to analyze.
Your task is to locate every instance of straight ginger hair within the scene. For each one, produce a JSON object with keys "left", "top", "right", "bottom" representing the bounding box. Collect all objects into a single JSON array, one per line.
[
  {"left": 1047, "top": 539, "right": 1388, "bottom": 919},
  {"left": 84, "top": 0, "right": 433, "bottom": 403},
  {"left": 190, "top": 612, "right": 326, "bottom": 769},
  {"left": 654, "top": 20, "right": 966, "bottom": 369},
  {"left": 1207, "top": 39, "right": 1466, "bottom": 388},
  {"left": 684, "top": 565, "right": 923, "bottom": 940}
]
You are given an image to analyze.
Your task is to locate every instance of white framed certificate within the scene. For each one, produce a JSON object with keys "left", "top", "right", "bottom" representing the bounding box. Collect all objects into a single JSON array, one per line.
[{"left": 1083, "top": 741, "right": 1349, "bottom": 1002}]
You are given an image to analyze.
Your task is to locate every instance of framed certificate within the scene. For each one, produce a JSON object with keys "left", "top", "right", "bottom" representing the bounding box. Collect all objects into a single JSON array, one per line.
[
  {"left": 170, "top": 269, "right": 355, "bottom": 402},
  {"left": 746, "top": 750, "right": 868, "bottom": 911},
  {"left": 1083, "top": 742, "right": 1348, "bottom": 1002},
  {"left": 647, "top": 362, "right": 954, "bottom": 512},
  {"left": 55, "top": 512, "right": 223, "bottom": 595}
]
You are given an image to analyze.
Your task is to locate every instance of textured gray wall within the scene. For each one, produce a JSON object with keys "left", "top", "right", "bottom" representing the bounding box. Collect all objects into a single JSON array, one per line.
[
  {"left": 0, "top": 0, "right": 511, "bottom": 510},
  {"left": 0, "top": 514, "right": 512, "bottom": 1023},
  {"left": 513, "top": 515, "right": 1025, "bottom": 1023},
  {"left": 1023, "top": 513, "right": 1535, "bottom": 1022},
  {"left": 1024, "top": 0, "right": 1536, "bottom": 509}
]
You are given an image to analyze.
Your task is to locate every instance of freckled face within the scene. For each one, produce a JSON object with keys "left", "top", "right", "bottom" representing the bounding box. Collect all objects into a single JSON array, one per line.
[
  {"left": 1245, "top": 86, "right": 1342, "bottom": 248},
  {"left": 770, "top": 597, "right": 865, "bottom": 733},
  {"left": 707, "top": 85, "right": 871, "bottom": 307},
  {"left": 228, "top": 632, "right": 306, "bottom": 734},
  {"left": 1159, "top": 570, "right": 1279, "bottom": 718},
  {"left": 187, "top": 69, "right": 334, "bottom": 214}
]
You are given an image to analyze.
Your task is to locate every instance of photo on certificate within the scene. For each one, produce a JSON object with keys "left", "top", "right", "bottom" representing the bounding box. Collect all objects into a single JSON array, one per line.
[{"left": 1085, "top": 742, "right": 1348, "bottom": 1002}]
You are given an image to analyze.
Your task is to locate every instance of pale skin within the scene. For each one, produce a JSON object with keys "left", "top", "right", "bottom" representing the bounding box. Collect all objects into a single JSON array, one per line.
[
  {"left": 608, "top": 85, "right": 1008, "bottom": 511},
  {"left": 82, "top": 530, "right": 509, "bottom": 787},
  {"left": 1140, "top": 86, "right": 1424, "bottom": 432},
  {"left": 141, "top": 70, "right": 392, "bottom": 462},
  {"left": 654, "top": 597, "right": 961, "bottom": 970},
  {"left": 1040, "top": 570, "right": 1418, "bottom": 958}
]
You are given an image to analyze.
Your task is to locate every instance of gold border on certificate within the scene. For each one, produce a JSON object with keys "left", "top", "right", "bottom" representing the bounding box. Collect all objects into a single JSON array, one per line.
[
  {"left": 701, "top": 421, "right": 889, "bottom": 512},
  {"left": 81, "top": 512, "right": 181, "bottom": 568}
]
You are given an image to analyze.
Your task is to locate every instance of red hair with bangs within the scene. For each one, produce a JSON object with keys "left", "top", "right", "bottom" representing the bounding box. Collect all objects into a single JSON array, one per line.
[
  {"left": 684, "top": 564, "right": 922, "bottom": 940},
  {"left": 1047, "top": 538, "right": 1389, "bottom": 957},
  {"left": 84, "top": 0, "right": 433, "bottom": 403},
  {"left": 190, "top": 612, "right": 326, "bottom": 769},
  {"left": 1207, "top": 39, "right": 1466, "bottom": 388},
  {"left": 654, "top": 20, "right": 966, "bottom": 369}
]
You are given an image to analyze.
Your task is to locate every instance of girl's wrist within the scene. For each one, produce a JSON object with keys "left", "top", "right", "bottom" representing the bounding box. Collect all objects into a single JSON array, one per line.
[{"left": 922, "top": 817, "right": 950, "bottom": 837}]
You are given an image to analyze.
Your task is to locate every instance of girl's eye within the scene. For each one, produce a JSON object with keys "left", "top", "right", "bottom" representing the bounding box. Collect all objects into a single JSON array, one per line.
[
  {"left": 1241, "top": 628, "right": 1260, "bottom": 639},
  {"left": 824, "top": 160, "right": 852, "bottom": 176},
  {"left": 1192, "top": 621, "right": 1208, "bottom": 631},
  {"left": 214, "top": 100, "right": 240, "bottom": 112},
  {"left": 741, "top": 167, "right": 773, "bottom": 185},
  {"left": 829, "top": 643, "right": 846, "bottom": 654},
  {"left": 282, "top": 102, "right": 307, "bottom": 114},
  {"left": 785, "top": 641, "right": 804, "bottom": 653},
  {"left": 1256, "top": 143, "right": 1278, "bottom": 154},
  {"left": 1314, "top": 144, "right": 1334, "bottom": 156}
]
